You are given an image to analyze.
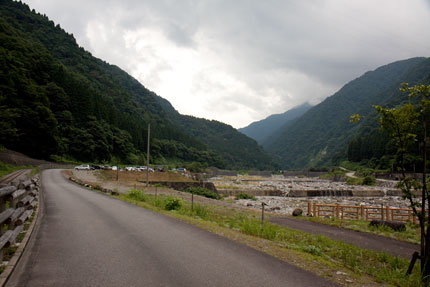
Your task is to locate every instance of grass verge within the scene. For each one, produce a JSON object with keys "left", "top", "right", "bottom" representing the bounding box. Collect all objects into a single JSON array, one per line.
[
  {"left": 300, "top": 215, "right": 419, "bottom": 244},
  {"left": 116, "top": 189, "right": 421, "bottom": 286},
  {"left": 0, "top": 161, "right": 30, "bottom": 178}
]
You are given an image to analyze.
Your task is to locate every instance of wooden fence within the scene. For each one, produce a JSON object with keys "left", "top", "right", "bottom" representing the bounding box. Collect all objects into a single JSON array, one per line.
[
  {"left": 0, "top": 175, "right": 39, "bottom": 261},
  {"left": 307, "top": 201, "right": 419, "bottom": 224}
]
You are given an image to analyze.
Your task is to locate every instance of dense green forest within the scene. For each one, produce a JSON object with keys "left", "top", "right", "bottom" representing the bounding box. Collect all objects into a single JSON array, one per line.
[
  {"left": 343, "top": 80, "right": 430, "bottom": 172},
  {"left": 0, "top": 0, "right": 276, "bottom": 170},
  {"left": 265, "top": 57, "right": 430, "bottom": 169}
]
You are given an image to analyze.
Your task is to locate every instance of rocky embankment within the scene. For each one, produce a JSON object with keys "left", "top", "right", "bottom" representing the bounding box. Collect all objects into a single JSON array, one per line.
[
  {"left": 210, "top": 175, "right": 411, "bottom": 215},
  {"left": 212, "top": 175, "right": 400, "bottom": 197},
  {"left": 236, "top": 195, "right": 411, "bottom": 215}
]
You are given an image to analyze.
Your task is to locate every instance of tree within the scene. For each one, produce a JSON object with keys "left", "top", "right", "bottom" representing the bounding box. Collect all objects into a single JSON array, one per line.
[{"left": 375, "top": 83, "right": 430, "bottom": 284}]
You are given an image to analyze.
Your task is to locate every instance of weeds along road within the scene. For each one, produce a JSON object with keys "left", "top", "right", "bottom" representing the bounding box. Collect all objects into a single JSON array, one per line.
[{"left": 7, "top": 169, "right": 336, "bottom": 287}]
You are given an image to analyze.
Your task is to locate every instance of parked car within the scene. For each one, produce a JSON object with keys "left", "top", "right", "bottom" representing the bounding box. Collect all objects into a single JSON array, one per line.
[
  {"left": 137, "top": 166, "right": 154, "bottom": 172},
  {"left": 125, "top": 166, "right": 136, "bottom": 171},
  {"left": 75, "top": 164, "right": 91, "bottom": 170},
  {"left": 111, "top": 166, "right": 118, "bottom": 171}
]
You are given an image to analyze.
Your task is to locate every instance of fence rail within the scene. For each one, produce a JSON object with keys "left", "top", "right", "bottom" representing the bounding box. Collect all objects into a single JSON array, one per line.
[
  {"left": 307, "top": 201, "right": 419, "bottom": 224},
  {"left": 0, "top": 174, "right": 40, "bottom": 261}
]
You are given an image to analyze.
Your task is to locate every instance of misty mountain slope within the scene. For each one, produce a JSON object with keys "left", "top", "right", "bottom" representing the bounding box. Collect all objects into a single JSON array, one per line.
[
  {"left": 238, "top": 103, "right": 312, "bottom": 145},
  {"left": 266, "top": 57, "right": 429, "bottom": 169},
  {"left": 0, "top": 0, "right": 275, "bottom": 170}
]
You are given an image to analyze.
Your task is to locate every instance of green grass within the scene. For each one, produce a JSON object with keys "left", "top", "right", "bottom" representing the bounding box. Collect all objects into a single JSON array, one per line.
[
  {"left": 319, "top": 169, "right": 347, "bottom": 180},
  {"left": 0, "top": 161, "right": 30, "bottom": 177},
  {"left": 340, "top": 161, "right": 365, "bottom": 171},
  {"left": 235, "top": 193, "right": 256, "bottom": 200},
  {"left": 302, "top": 215, "right": 420, "bottom": 244},
  {"left": 183, "top": 186, "right": 221, "bottom": 200},
  {"left": 118, "top": 189, "right": 421, "bottom": 286},
  {"left": 29, "top": 166, "right": 39, "bottom": 177},
  {"left": 16, "top": 231, "right": 25, "bottom": 243},
  {"left": 346, "top": 176, "right": 363, "bottom": 185}
]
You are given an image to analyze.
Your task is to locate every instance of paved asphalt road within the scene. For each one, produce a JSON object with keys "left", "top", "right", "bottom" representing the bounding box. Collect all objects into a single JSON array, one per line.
[
  {"left": 6, "top": 170, "right": 336, "bottom": 287},
  {"left": 270, "top": 216, "right": 419, "bottom": 259}
]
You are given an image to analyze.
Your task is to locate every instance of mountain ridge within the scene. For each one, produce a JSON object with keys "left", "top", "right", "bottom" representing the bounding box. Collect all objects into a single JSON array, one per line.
[
  {"left": 238, "top": 103, "right": 312, "bottom": 146},
  {"left": 265, "top": 57, "right": 430, "bottom": 169}
]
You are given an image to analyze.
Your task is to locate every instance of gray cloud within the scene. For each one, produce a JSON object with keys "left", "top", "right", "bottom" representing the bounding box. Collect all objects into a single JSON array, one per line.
[{"left": 23, "top": 0, "right": 430, "bottom": 128}]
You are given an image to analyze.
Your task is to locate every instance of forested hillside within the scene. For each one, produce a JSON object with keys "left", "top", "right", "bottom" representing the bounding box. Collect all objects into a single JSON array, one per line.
[
  {"left": 344, "top": 59, "right": 430, "bottom": 171},
  {"left": 238, "top": 103, "right": 312, "bottom": 146},
  {"left": 266, "top": 57, "right": 430, "bottom": 169},
  {"left": 0, "top": 0, "right": 275, "bottom": 170}
]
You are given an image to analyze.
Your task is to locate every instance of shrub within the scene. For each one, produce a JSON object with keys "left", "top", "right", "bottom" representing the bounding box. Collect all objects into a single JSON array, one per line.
[
  {"left": 235, "top": 193, "right": 256, "bottom": 200},
  {"left": 184, "top": 187, "right": 220, "bottom": 200},
  {"left": 127, "top": 189, "right": 146, "bottom": 201},
  {"left": 362, "top": 176, "right": 376, "bottom": 186},
  {"left": 165, "top": 197, "right": 181, "bottom": 211},
  {"left": 346, "top": 177, "right": 362, "bottom": 185}
]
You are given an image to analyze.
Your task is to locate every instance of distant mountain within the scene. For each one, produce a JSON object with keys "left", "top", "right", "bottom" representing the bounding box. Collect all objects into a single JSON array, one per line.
[
  {"left": 265, "top": 57, "right": 430, "bottom": 169},
  {"left": 0, "top": 0, "right": 276, "bottom": 170},
  {"left": 238, "top": 103, "right": 312, "bottom": 145}
]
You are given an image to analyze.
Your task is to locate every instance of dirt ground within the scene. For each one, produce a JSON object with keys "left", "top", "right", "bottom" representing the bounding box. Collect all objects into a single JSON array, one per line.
[{"left": 69, "top": 170, "right": 252, "bottom": 210}]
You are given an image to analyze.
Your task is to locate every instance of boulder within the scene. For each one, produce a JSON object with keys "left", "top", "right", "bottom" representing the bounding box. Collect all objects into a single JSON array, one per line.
[{"left": 292, "top": 208, "right": 303, "bottom": 216}]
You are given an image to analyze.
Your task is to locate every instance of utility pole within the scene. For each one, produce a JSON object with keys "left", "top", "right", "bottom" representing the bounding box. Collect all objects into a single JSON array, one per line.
[
  {"left": 146, "top": 123, "right": 150, "bottom": 188},
  {"left": 116, "top": 159, "right": 119, "bottom": 181}
]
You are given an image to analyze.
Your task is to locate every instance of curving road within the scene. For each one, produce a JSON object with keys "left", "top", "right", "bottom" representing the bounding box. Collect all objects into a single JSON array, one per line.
[{"left": 6, "top": 170, "right": 336, "bottom": 287}]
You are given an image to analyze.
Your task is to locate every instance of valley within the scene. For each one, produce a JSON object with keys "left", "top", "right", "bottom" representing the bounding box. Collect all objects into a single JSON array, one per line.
[{"left": 1, "top": 0, "right": 429, "bottom": 285}]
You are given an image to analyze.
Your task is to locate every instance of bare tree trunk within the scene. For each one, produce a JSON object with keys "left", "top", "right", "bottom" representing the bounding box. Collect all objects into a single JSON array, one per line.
[{"left": 422, "top": 117, "right": 429, "bottom": 284}]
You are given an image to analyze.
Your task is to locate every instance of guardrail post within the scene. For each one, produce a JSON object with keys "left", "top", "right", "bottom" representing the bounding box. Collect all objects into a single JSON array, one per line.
[
  {"left": 336, "top": 203, "right": 340, "bottom": 219},
  {"left": 307, "top": 201, "right": 311, "bottom": 216},
  {"left": 360, "top": 205, "right": 364, "bottom": 220}
]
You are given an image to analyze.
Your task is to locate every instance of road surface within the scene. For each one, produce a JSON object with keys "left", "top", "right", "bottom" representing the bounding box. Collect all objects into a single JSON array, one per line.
[{"left": 6, "top": 170, "right": 336, "bottom": 287}]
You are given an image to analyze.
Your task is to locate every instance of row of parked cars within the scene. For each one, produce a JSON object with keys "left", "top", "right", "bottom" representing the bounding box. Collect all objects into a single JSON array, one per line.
[
  {"left": 74, "top": 164, "right": 160, "bottom": 172},
  {"left": 74, "top": 164, "right": 119, "bottom": 171},
  {"left": 124, "top": 166, "right": 155, "bottom": 172},
  {"left": 74, "top": 164, "right": 186, "bottom": 173}
]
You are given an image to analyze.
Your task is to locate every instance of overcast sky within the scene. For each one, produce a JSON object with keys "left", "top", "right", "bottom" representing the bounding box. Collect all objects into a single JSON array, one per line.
[{"left": 22, "top": 0, "right": 430, "bottom": 128}]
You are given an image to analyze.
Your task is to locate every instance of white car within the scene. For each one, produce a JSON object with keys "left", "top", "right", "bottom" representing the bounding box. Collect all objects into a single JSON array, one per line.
[
  {"left": 137, "top": 166, "right": 154, "bottom": 172},
  {"left": 75, "top": 164, "right": 91, "bottom": 170}
]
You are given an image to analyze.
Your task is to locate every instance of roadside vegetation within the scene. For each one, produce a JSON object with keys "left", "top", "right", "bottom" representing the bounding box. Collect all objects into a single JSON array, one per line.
[
  {"left": 301, "top": 216, "right": 419, "bottom": 244},
  {"left": 117, "top": 188, "right": 420, "bottom": 286},
  {"left": 235, "top": 193, "right": 256, "bottom": 201},
  {"left": 319, "top": 165, "right": 377, "bottom": 186},
  {"left": 183, "top": 187, "right": 221, "bottom": 200},
  {"left": 0, "top": 161, "right": 29, "bottom": 178}
]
